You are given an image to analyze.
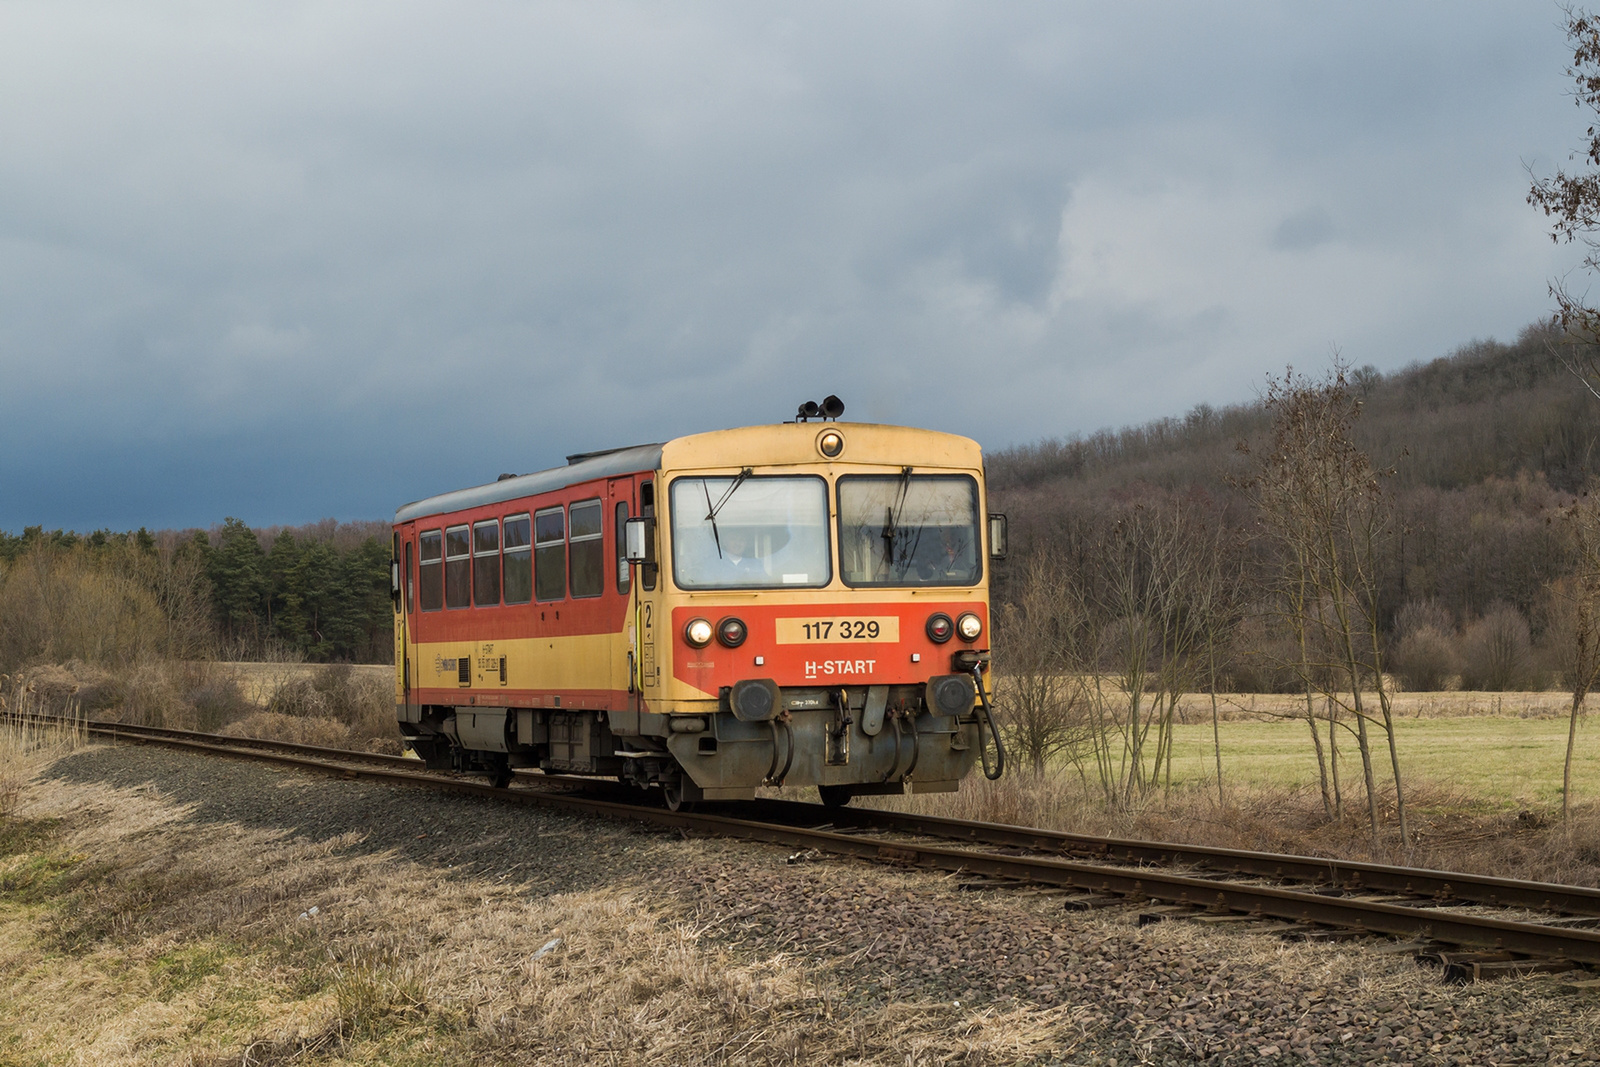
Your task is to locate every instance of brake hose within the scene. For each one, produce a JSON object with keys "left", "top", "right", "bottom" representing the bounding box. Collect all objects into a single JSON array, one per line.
[
  {"left": 880, "top": 711, "right": 903, "bottom": 783},
  {"left": 967, "top": 663, "right": 1006, "bottom": 780}
]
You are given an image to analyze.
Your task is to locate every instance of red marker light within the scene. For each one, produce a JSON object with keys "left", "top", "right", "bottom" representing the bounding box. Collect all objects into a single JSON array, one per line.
[{"left": 717, "top": 616, "right": 748, "bottom": 648}]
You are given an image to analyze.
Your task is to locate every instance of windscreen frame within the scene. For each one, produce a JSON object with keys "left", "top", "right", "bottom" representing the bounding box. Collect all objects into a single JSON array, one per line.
[
  {"left": 835, "top": 472, "right": 983, "bottom": 589},
  {"left": 667, "top": 473, "right": 832, "bottom": 591}
]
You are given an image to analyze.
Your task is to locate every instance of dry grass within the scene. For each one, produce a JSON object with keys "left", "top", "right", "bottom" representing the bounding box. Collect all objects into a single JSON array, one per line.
[
  {"left": 0, "top": 753, "right": 1092, "bottom": 1065},
  {"left": 0, "top": 712, "right": 86, "bottom": 820},
  {"left": 853, "top": 770, "right": 1600, "bottom": 887},
  {"left": 10, "top": 660, "right": 401, "bottom": 754},
  {"left": 215, "top": 662, "right": 391, "bottom": 706},
  {"left": 1141, "top": 687, "right": 1574, "bottom": 723}
]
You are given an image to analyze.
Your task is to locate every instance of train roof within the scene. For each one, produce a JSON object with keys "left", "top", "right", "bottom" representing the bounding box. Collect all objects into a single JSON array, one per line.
[
  {"left": 393, "top": 422, "right": 983, "bottom": 524},
  {"left": 394, "top": 442, "right": 664, "bottom": 523}
]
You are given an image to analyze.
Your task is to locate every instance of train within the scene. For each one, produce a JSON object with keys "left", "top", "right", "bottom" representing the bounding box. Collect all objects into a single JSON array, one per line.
[{"left": 390, "top": 398, "right": 1006, "bottom": 808}]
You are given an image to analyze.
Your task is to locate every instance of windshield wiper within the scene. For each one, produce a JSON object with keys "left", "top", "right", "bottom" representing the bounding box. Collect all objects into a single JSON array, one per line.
[
  {"left": 703, "top": 468, "right": 753, "bottom": 559},
  {"left": 880, "top": 466, "right": 914, "bottom": 571}
]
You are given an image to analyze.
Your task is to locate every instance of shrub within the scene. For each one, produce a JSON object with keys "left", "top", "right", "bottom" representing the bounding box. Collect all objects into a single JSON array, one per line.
[
  {"left": 185, "top": 678, "right": 255, "bottom": 734},
  {"left": 1460, "top": 603, "right": 1542, "bottom": 691},
  {"left": 263, "top": 666, "right": 396, "bottom": 752},
  {"left": 1390, "top": 627, "right": 1460, "bottom": 691},
  {"left": 219, "top": 712, "right": 351, "bottom": 748}
]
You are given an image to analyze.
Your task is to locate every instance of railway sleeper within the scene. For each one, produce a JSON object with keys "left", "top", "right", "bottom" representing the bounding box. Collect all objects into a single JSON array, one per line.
[{"left": 1442, "top": 956, "right": 1580, "bottom": 983}]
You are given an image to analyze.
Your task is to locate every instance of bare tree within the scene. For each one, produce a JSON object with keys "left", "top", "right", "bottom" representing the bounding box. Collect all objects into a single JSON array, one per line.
[
  {"left": 1554, "top": 488, "right": 1600, "bottom": 820},
  {"left": 1189, "top": 516, "right": 1248, "bottom": 808},
  {"left": 1073, "top": 498, "right": 1220, "bottom": 809},
  {"left": 992, "top": 550, "right": 1092, "bottom": 777},
  {"left": 1243, "top": 365, "right": 1410, "bottom": 846},
  {"left": 1529, "top": 7, "right": 1600, "bottom": 396}
]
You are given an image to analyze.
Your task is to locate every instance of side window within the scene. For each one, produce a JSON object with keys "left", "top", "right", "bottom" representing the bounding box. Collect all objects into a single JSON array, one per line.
[
  {"left": 570, "top": 499, "right": 604, "bottom": 598},
  {"left": 614, "top": 501, "right": 630, "bottom": 595},
  {"left": 445, "top": 525, "right": 471, "bottom": 609},
  {"left": 503, "top": 514, "right": 532, "bottom": 605},
  {"left": 405, "top": 539, "right": 414, "bottom": 614},
  {"left": 419, "top": 530, "right": 443, "bottom": 611},
  {"left": 640, "top": 480, "right": 657, "bottom": 591},
  {"left": 473, "top": 519, "right": 501, "bottom": 606},
  {"left": 534, "top": 506, "right": 566, "bottom": 601}
]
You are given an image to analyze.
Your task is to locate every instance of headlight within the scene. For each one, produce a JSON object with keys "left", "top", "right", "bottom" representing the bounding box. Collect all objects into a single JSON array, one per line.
[
  {"left": 717, "top": 616, "right": 748, "bottom": 647},
  {"left": 684, "top": 618, "right": 714, "bottom": 648},
  {"left": 926, "top": 612, "right": 954, "bottom": 643},
  {"left": 957, "top": 612, "right": 983, "bottom": 641},
  {"left": 817, "top": 429, "right": 845, "bottom": 458}
]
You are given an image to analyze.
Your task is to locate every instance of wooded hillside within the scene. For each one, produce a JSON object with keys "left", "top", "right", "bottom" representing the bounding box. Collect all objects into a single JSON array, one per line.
[{"left": 989, "top": 320, "right": 1599, "bottom": 691}]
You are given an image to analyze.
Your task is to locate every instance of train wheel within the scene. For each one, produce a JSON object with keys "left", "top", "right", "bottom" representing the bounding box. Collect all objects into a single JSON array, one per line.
[
  {"left": 662, "top": 775, "right": 688, "bottom": 812},
  {"left": 488, "top": 758, "right": 513, "bottom": 789},
  {"left": 818, "top": 784, "right": 854, "bottom": 808}
]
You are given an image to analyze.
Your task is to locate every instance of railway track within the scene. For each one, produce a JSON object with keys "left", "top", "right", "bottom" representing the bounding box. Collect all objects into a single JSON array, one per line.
[{"left": 18, "top": 713, "right": 1600, "bottom": 983}]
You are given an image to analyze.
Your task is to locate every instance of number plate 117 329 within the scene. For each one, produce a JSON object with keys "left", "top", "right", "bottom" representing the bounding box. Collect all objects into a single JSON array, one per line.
[{"left": 774, "top": 617, "right": 900, "bottom": 643}]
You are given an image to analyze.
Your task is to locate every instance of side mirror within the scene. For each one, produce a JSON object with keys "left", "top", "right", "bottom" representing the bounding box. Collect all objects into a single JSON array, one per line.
[
  {"left": 625, "top": 516, "right": 656, "bottom": 564},
  {"left": 390, "top": 559, "right": 402, "bottom": 608},
  {"left": 987, "top": 514, "right": 1008, "bottom": 561}
]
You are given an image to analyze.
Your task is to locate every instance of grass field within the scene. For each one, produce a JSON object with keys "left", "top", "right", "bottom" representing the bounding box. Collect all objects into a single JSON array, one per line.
[
  {"left": 856, "top": 690, "right": 1600, "bottom": 882},
  {"left": 1163, "top": 712, "right": 1598, "bottom": 810}
]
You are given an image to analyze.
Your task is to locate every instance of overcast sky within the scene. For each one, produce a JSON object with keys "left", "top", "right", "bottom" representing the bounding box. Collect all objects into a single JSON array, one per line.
[{"left": 0, "top": 2, "right": 1585, "bottom": 530}]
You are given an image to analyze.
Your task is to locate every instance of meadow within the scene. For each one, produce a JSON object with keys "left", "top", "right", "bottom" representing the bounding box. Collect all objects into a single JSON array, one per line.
[{"left": 1164, "top": 706, "right": 1595, "bottom": 810}]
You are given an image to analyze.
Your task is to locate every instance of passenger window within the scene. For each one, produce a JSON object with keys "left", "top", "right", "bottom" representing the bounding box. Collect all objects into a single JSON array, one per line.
[
  {"left": 473, "top": 519, "right": 501, "bottom": 606},
  {"left": 503, "top": 514, "right": 532, "bottom": 605},
  {"left": 615, "top": 501, "right": 630, "bottom": 594},
  {"left": 640, "top": 481, "right": 657, "bottom": 591},
  {"left": 445, "top": 525, "right": 471, "bottom": 609},
  {"left": 534, "top": 506, "right": 566, "bottom": 601},
  {"left": 419, "top": 530, "right": 443, "bottom": 611},
  {"left": 570, "top": 499, "right": 603, "bottom": 598}
]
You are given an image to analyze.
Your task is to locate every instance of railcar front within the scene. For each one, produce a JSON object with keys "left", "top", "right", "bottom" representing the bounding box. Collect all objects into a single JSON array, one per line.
[{"left": 629, "top": 421, "right": 1003, "bottom": 807}]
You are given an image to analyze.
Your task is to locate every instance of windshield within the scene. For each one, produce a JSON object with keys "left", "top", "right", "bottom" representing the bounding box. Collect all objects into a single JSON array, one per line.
[
  {"left": 670, "top": 475, "right": 831, "bottom": 589},
  {"left": 837, "top": 473, "right": 981, "bottom": 587}
]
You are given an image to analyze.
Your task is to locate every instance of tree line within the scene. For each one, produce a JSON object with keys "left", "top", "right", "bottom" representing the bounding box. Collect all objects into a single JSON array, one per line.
[
  {"left": 991, "top": 321, "right": 1600, "bottom": 686},
  {"left": 0, "top": 519, "right": 394, "bottom": 668}
]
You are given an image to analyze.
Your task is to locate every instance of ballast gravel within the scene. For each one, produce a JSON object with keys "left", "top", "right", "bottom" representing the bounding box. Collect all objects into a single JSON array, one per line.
[{"left": 47, "top": 742, "right": 1600, "bottom": 1066}]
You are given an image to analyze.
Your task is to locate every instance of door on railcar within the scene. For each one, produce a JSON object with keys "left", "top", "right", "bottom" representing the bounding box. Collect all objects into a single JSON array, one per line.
[
  {"left": 635, "top": 478, "right": 662, "bottom": 704},
  {"left": 395, "top": 522, "right": 419, "bottom": 724},
  {"left": 608, "top": 477, "right": 639, "bottom": 709}
]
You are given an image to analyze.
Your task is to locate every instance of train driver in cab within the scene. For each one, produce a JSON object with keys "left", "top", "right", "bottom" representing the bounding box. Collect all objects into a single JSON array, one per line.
[{"left": 719, "top": 526, "right": 769, "bottom": 581}]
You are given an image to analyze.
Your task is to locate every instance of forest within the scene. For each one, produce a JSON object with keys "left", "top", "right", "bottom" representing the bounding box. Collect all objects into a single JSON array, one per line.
[{"left": 0, "top": 518, "right": 394, "bottom": 667}]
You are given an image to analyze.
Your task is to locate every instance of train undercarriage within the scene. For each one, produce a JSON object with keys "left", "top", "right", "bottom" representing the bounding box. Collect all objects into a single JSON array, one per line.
[{"left": 398, "top": 682, "right": 984, "bottom": 809}]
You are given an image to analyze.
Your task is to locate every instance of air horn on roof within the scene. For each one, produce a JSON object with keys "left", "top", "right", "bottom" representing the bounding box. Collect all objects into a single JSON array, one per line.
[{"left": 795, "top": 395, "right": 845, "bottom": 422}]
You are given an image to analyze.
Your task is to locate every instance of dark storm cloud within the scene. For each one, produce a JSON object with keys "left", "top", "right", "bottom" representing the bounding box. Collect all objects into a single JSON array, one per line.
[{"left": 0, "top": 1, "right": 1579, "bottom": 528}]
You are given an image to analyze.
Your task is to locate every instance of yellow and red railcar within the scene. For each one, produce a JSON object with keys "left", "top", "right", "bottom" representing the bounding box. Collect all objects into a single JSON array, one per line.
[{"left": 392, "top": 408, "right": 1006, "bottom": 807}]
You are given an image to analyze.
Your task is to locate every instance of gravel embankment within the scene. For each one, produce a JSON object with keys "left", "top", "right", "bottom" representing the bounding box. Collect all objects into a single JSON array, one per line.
[{"left": 47, "top": 742, "right": 1600, "bottom": 1066}]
